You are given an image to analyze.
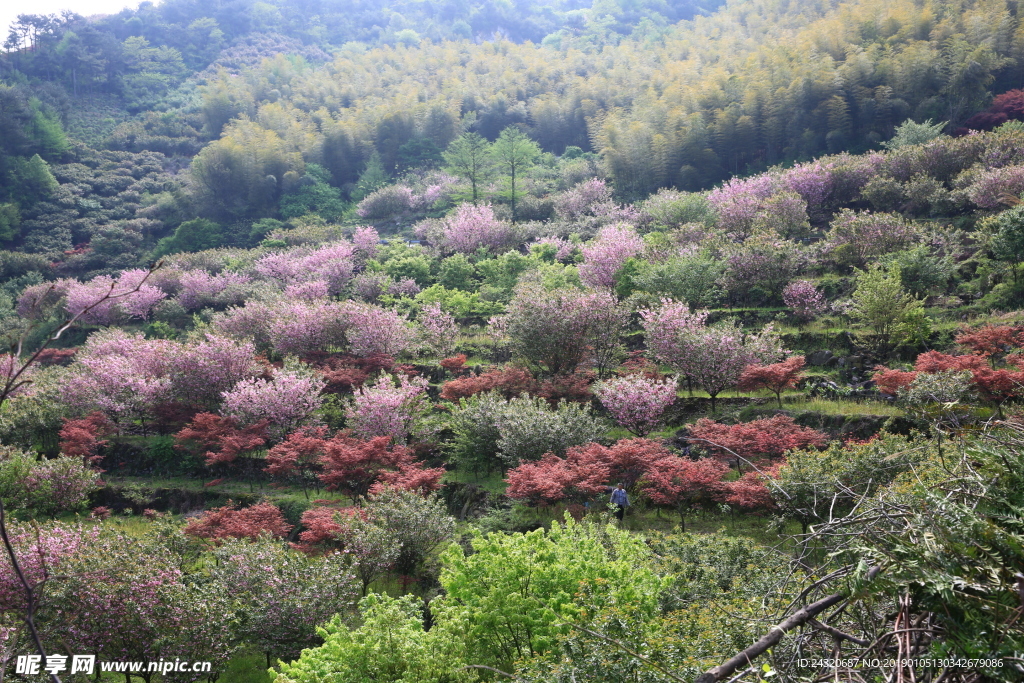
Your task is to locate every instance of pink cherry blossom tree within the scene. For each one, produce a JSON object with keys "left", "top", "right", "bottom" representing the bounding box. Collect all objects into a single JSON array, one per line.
[
  {"left": 345, "top": 303, "right": 414, "bottom": 357},
  {"left": 429, "top": 203, "right": 519, "bottom": 255},
  {"left": 418, "top": 302, "right": 459, "bottom": 358},
  {"left": 783, "top": 280, "right": 828, "bottom": 321},
  {"left": 640, "top": 300, "right": 711, "bottom": 371},
  {"left": 593, "top": 374, "right": 677, "bottom": 436},
  {"left": 65, "top": 270, "right": 167, "bottom": 325},
  {"left": 346, "top": 374, "right": 429, "bottom": 444},
  {"left": 352, "top": 226, "right": 380, "bottom": 263},
  {"left": 221, "top": 364, "right": 326, "bottom": 437},
  {"left": 177, "top": 270, "right": 252, "bottom": 311},
  {"left": 579, "top": 223, "right": 643, "bottom": 289},
  {"left": 254, "top": 241, "right": 356, "bottom": 294}
]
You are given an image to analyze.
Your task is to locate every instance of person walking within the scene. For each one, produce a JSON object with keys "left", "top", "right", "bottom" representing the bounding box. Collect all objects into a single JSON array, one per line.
[{"left": 610, "top": 483, "right": 628, "bottom": 521}]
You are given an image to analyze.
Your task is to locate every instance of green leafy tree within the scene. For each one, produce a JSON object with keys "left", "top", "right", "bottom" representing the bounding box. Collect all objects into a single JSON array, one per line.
[
  {"left": 0, "top": 204, "right": 20, "bottom": 244},
  {"left": 440, "top": 517, "right": 665, "bottom": 673},
  {"left": 274, "top": 593, "right": 476, "bottom": 683},
  {"left": 153, "top": 218, "right": 224, "bottom": 257},
  {"left": 280, "top": 164, "right": 347, "bottom": 221},
  {"left": 881, "top": 118, "right": 946, "bottom": 149},
  {"left": 491, "top": 127, "right": 540, "bottom": 222},
  {"left": 850, "top": 264, "right": 929, "bottom": 355},
  {"left": 353, "top": 152, "right": 390, "bottom": 201},
  {"left": 443, "top": 132, "right": 493, "bottom": 205},
  {"left": 991, "top": 205, "right": 1024, "bottom": 283}
]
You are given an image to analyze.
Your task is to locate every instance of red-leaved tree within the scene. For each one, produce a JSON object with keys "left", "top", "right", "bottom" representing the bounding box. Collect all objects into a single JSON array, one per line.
[
  {"left": 690, "top": 415, "right": 827, "bottom": 469},
  {"left": 738, "top": 356, "right": 806, "bottom": 408},
  {"left": 318, "top": 435, "right": 443, "bottom": 502},
  {"left": 439, "top": 366, "right": 540, "bottom": 402},
  {"left": 914, "top": 350, "right": 1024, "bottom": 403},
  {"left": 175, "top": 413, "right": 269, "bottom": 489},
  {"left": 59, "top": 412, "right": 115, "bottom": 464},
  {"left": 589, "top": 438, "right": 677, "bottom": 488},
  {"left": 290, "top": 505, "right": 365, "bottom": 554},
  {"left": 721, "top": 469, "right": 777, "bottom": 512},
  {"left": 265, "top": 427, "right": 328, "bottom": 498},
  {"left": 640, "top": 456, "right": 729, "bottom": 529},
  {"left": 955, "top": 324, "right": 1024, "bottom": 367},
  {"left": 183, "top": 501, "right": 293, "bottom": 542},
  {"left": 871, "top": 366, "right": 918, "bottom": 396},
  {"left": 504, "top": 448, "right": 610, "bottom": 506}
]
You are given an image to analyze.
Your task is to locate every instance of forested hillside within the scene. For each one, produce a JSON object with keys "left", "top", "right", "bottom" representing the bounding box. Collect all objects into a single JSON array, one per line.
[{"left": 2, "top": 0, "right": 1024, "bottom": 681}]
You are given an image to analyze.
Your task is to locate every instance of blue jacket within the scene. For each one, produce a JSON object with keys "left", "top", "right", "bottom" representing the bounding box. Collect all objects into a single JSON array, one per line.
[{"left": 610, "top": 488, "right": 629, "bottom": 506}]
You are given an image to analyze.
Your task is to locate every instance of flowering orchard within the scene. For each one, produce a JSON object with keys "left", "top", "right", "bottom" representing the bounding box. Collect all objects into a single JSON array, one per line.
[{"left": 4, "top": 122, "right": 1024, "bottom": 682}]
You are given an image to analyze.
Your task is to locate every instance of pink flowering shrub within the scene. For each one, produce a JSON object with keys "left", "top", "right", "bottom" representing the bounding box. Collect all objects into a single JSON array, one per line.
[
  {"left": 254, "top": 242, "right": 356, "bottom": 294},
  {"left": 268, "top": 300, "right": 352, "bottom": 357},
  {"left": 356, "top": 185, "right": 420, "bottom": 220},
  {"left": 640, "top": 300, "right": 711, "bottom": 371},
  {"left": 707, "top": 174, "right": 778, "bottom": 236},
  {"left": 720, "top": 232, "right": 803, "bottom": 303},
  {"left": 783, "top": 280, "right": 827, "bottom": 320},
  {"left": 63, "top": 330, "right": 173, "bottom": 421},
  {"left": 284, "top": 280, "right": 330, "bottom": 301},
  {"left": 65, "top": 269, "right": 167, "bottom": 324},
  {"left": 16, "top": 280, "right": 71, "bottom": 320},
  {"left": 169, "top": 334, "right": 262, "bottom": 407},
  {"left": 420, "top": 172, "right": 460, "bottom": 207},
  {"left": 177, "top": 270, "right": 251, "bottom": 311},
  {"left": 822, "top": 209, "right": 919, "bottom": 268},
  {"left": 25, "top": 456, "right": 101, "bottom": 515},
  {"left": 220, "top": 366, "right": 326, "bottom": 436},
  {"left": 553, "top": 178, "right": 614, "bottom": 219},
  {"left": 432, "top": 203, "right": 518, "bottom": 255},
  {"left": 641, "top": 301, "right": 783, "bottom": 410},
  {"left": 0, "top": 523, "right": 96, "bottom": 611},
  {"left": 579, "top": 223, "right": 643, "bottom": 288},
  {"left": 345, "top": 303, "right": 414, "bottom": 357},
  {"left": 346, "top": 374, "right": 429, "bottom": 444},
  {"left": 352, "top": 226, "right": 380, "bottom": 262},
  {"left": 964, "top": 164, "right": 1024, "bottom": 209},
  {"left": 418, "top": 302, "right": 459, "bottom": 357},
  {"left": 594, "top": 374, "right": 677, "bottom": 436},
  {"left": 63, "top": 329, "right": 261, "bottom": 417}
]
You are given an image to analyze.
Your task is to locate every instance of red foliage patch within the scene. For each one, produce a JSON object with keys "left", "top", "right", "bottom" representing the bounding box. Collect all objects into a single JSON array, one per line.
[
  {"left": 439, "top": 366, "right": 541, "bottom": 402},
  {"left": 504, "top": 439, "right": 678, "bottom": 506},
  {"left": 871, "top": 366, "right": 918, "bottom": 396},
  {"left": 183, "top": 501, "right": 293, "bottom": 542},
  {"left": 738, "top": 356, "right": 806, "bottom": 407},
  {"left": 914, "top": 350, "right": 1024, "bottom": 402},
  {"left": 34, "top": 348, "right": 77, "bottom": 366},
  {"left": 618, "top": 351, "right": 665, "bottom": 380},
  {"left": 505, "top": 448, "right": 611, "bottom": 506},
  {"left": 690, "top": 415, "right": 827, "bottom": 463},
  {"left": 175, "top": 413, "right": 269, "bottom": 466},
  {"left": 439, "top": 355, "right": 468, "bottom": 374},
  {"left": 640, "top": 456, "right": 729, "bottom": 514},
  {"left": 721, "top": 469, "right": 777, "bottom": 511},
  {"left": 319, "top": 434, "right": 444, "bottom": 501},
  {"left": 537, "top": 371, "right": 596, "bottom": 404},
  {"left": 265, "top": 427, "right": 328, "bottom": 479},
  {"left": 955, "top": 324, "right": 1024, "bottom": 362},
  {"left": 59, "top": 412, "right": 114, "bottom": 464},
  {"left": 291, "top": 506, "right": 365, "bottom": 554}
]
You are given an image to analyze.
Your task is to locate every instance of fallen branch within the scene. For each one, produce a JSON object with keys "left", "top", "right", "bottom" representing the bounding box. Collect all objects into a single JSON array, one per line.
[{"left": 695, "top": 567, "right": 880, "bottom": 683}]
